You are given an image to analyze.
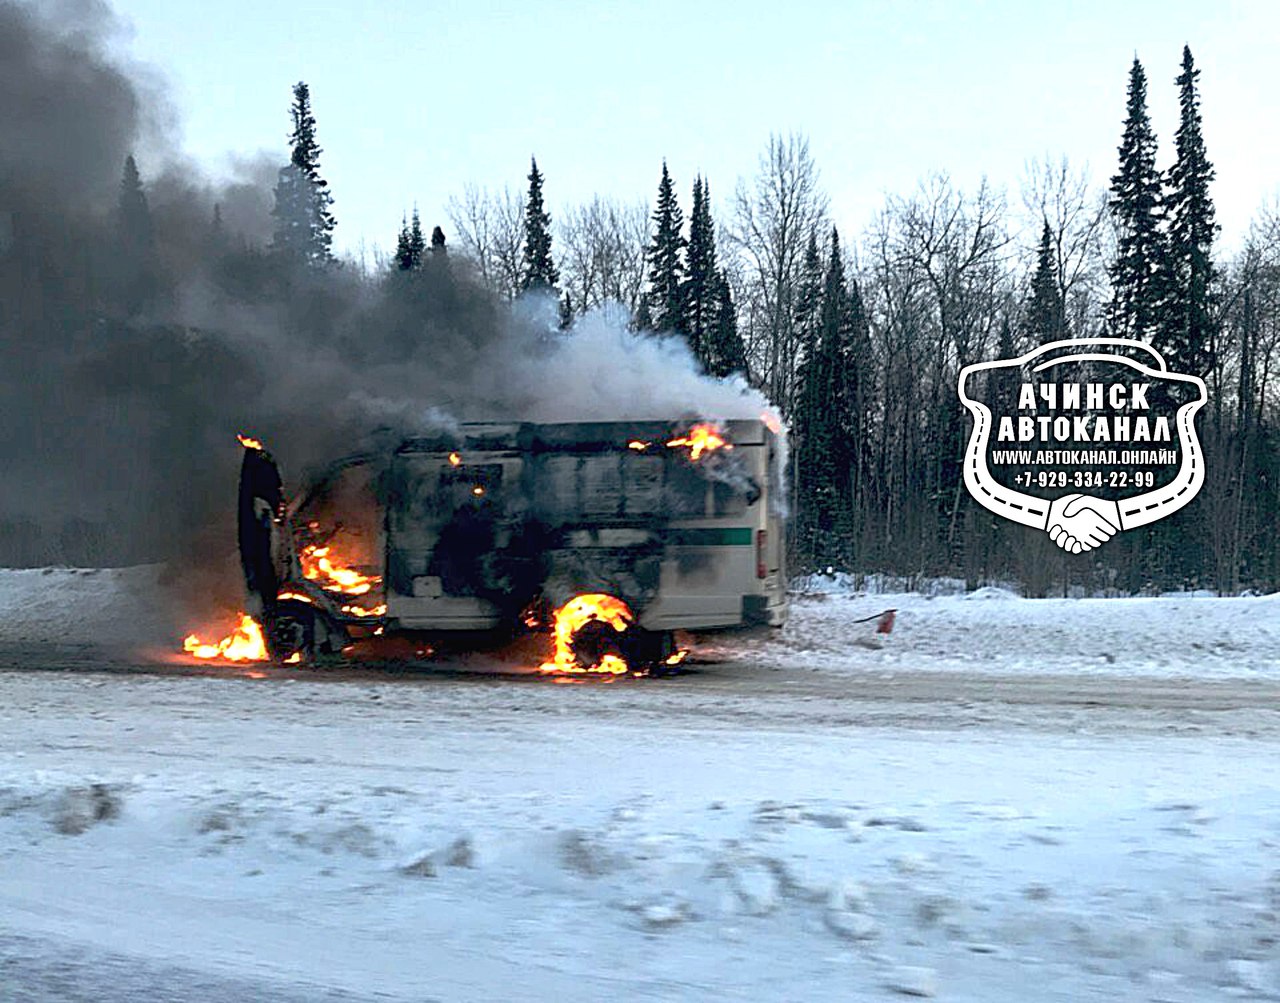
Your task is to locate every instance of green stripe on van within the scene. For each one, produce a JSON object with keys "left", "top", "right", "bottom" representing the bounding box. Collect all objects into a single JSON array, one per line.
[{"left": 667, "top": 527, "right": 754, "bottom": 546}]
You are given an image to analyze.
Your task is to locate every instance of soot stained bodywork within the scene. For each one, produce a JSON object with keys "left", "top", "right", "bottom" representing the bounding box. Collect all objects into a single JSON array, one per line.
[{"left": 237, "top": 420, "right": 787, "bottom": 666}]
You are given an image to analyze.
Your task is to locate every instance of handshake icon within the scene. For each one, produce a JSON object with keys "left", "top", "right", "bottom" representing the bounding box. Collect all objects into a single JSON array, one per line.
[{"left": 1045, "top": 494, "right": 1122, "bottom": 553}]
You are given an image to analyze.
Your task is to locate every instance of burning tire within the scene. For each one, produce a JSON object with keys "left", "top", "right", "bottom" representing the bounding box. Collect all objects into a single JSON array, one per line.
[{"left": 538, "top": 594, "right": 685, "bottom": 677}]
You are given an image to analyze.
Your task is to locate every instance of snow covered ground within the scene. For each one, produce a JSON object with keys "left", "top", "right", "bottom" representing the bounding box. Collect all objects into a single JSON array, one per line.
[{"left": 3, "top": 568, "right": 1280, "bottom": 1001}]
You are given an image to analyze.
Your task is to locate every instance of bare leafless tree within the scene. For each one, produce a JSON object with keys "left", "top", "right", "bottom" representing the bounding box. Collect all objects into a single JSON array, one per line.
[
  {"left": 557, "top": 196, "right": 649, "bottom": 314},
  {"left": 725, "top": 132, "right": 828, "bottom": 416},
  {"left": 446, "top": 183, "right": 524, "bottom": 299},
  {"left": 1019, "top": 156, "right": 1110, "bottom": 337}
]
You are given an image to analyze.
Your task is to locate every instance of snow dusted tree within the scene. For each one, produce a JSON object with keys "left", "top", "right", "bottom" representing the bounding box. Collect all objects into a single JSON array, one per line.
[
  {"left": 632, "top": 294, "right": 654, "bottom": 332},
  {"left": 643, "top": 161, "right": 686, "bottom": 333},
  {"left": 1027, "top": 219, "right": 1066, "bottom": 342},
  {"left": 1107, "top": 58, "right": 1166, "bottom": 342},
  {"left": 1163, "top": 45, "right": 1218, "bottom": 376},
  {"left": 271, "top": 82, "right": 337, "bottom": 268},
  {"left": 520, "top": 157, "right": 558, "bottom": 291}
]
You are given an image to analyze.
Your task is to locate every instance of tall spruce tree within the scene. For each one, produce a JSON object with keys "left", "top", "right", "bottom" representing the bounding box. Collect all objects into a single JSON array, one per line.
[
  {"left": 558, "top": 291, "right": 574, "bottom": 330},
  {"left": 1028, "top": 219, "right": 1066, "bottom": 342},
  {"left": 705, "top": 273, "right": 747, "bottom": 378},
  {"left": 633, "top": 295, "right": 654, "bottom": 332},
  {"left": 1163, "top": 45, "right": 1218, "bottom": 376},
  {"left": 271, "top": 82, "right": 337, "bottom": 267},
  {"left": 392, "top": 209, "right": 426, "bottom": 271},
  {"left": 683, "top": 176, "right": 717, "bottom": 361},
  {"left": 520, "top": 157, "right": 558, "bottom": 290},
  {"left": 408, "top": 209, "right": 426, "bottom": 266},
  {"left": 1107, "top": 57, "right": 1166, "bottom": 342},
  {"left": 839, "top": 274, "right": 873, "bottom": 515},
  {"left": 643, "top": 161, "right": 686, "bottom": 333},
  {"left": 116, "top": 154, "right": 156, "bottom": 311},
  {"left": 393, "top": 215, "right": 413, "bottom": 271},
  {"left": 793, "top": 231, "right": 824, "bottom": 362},
  {"left": 794, "top": 228, "right": 859, "bottom": 564}
]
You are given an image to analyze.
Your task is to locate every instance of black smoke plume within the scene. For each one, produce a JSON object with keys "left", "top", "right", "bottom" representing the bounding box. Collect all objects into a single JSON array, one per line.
[{"left": 0, "top": 0, "right": 770, "bottom": 633}]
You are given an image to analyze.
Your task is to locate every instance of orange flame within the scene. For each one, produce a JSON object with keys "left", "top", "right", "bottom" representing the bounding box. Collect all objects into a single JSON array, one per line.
[
  {"left": 539, "top": 593, "right": 634, "bottom": 675},
  {"left": 449, "top": 452, "right": 462, "bottom": 466},
  {"left": 183, "top": 614, "right": 269, "bottom": 662},
  {"left": 760, "top": 411, "right": 782, "bottom": 435},
  {"left": 237, "top": 434, "right": 263, "bottom": 450},
  {"left": 667, "top": 423, "right": 732, "bottom": 461},
  {"left": 628, "top": 440, "right": 650, "bottom": 451},
  {"left": 300, "top": 544, "right": 381, "bottom": 596},
  {"left": 341, "top": 602, "right": 388, "bottom": 618}
]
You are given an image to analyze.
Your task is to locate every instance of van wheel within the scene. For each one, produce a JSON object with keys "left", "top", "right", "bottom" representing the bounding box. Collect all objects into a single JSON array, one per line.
[{"left": 266, "top": 601, "right": 316, "bottom": 666}]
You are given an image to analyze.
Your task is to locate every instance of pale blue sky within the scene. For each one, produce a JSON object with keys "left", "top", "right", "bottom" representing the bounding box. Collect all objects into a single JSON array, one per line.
[{"left": 106, "top": 0, "right": 1278, "bottom": 262}]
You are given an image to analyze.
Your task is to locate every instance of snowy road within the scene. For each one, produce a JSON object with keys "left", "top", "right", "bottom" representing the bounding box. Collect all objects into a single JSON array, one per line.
[{"left": 3, "top": 570, "right": 1280, "bottom": 1000}]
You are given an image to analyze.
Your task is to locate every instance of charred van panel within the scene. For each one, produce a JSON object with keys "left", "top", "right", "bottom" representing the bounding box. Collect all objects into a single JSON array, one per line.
[{"left": 256, "top": 420, "right": 786, "bottom": 639}]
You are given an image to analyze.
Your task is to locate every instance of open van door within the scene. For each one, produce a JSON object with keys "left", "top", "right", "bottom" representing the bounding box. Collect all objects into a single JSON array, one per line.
[
  {"left": 237, "top": 441, "right": 320, "bottom": 663},
  {"left": 238, "top": 442, "right": 286, "bottom": 618}
]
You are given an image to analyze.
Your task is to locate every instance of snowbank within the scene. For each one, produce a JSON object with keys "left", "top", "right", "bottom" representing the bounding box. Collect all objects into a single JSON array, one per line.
[{"left": 756, "top": 589, "right": 1280, "bottom": 679}]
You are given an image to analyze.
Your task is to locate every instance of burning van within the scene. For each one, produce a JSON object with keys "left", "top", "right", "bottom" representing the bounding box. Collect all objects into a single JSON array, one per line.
[{"left": 235, "top": 419, "right": 787, "bottom": 673}]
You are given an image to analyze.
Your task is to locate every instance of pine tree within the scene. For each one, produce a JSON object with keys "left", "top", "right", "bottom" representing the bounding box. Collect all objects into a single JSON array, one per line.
[
  {"left": 704, "top": 272, "right": 746, "bottom": 377},
  {"left": 118, "top": 154, "right": 153, "bottom": 256},
  {"left": 558, "top": 291, "right": 574, "bottom": 330},
  {"left": 521, "top": 157, "right": 558, "bottom": 290},
  {"left": 1163, "top": 45, "right": 1218, "bottom": 376},
  {"left": 682, "top": 176, "right": 717, "bottom": 361},
  {"left": 116, "top": 154, "right": 156, "bottom": 311},
  {"left": 271, "top": 81, "right": 337, "bottom": 267},
  {"left": 633, "top": 295, "right": 654, "bottom": 332},
  {"left": 840, "top": 274, "right": 873, "bottom": 516},
  {"left": 794, "top": 228, "right": 861, "bottom": 564},
  {"left": 793, "top": 230, "right": 824, "bottom": 363},
  {"left": 393, "top": 215, "right": 414, "bottom": 271},
  {"left": 643, "top": 161, "right": 686, "bottom": 333},
  {"left": 408, "top": 209, "right": 426, "bottom": 267},
  {"left": 1107, "top": 57, "right": 1166, "bottom": 342},
  {"left": 1028, "top": 219, "right": 1066, "bottom": 342}
]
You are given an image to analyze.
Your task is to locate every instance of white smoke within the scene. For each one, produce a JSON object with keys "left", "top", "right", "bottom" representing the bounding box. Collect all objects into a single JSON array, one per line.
[{"left": 467, "top": 296, "right": 777, "bottom": 425}]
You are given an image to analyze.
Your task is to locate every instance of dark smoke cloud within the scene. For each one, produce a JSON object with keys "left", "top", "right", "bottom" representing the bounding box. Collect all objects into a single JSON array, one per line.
[{"left": 0, "top": 0, "right": 770, "bottom": 634}]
